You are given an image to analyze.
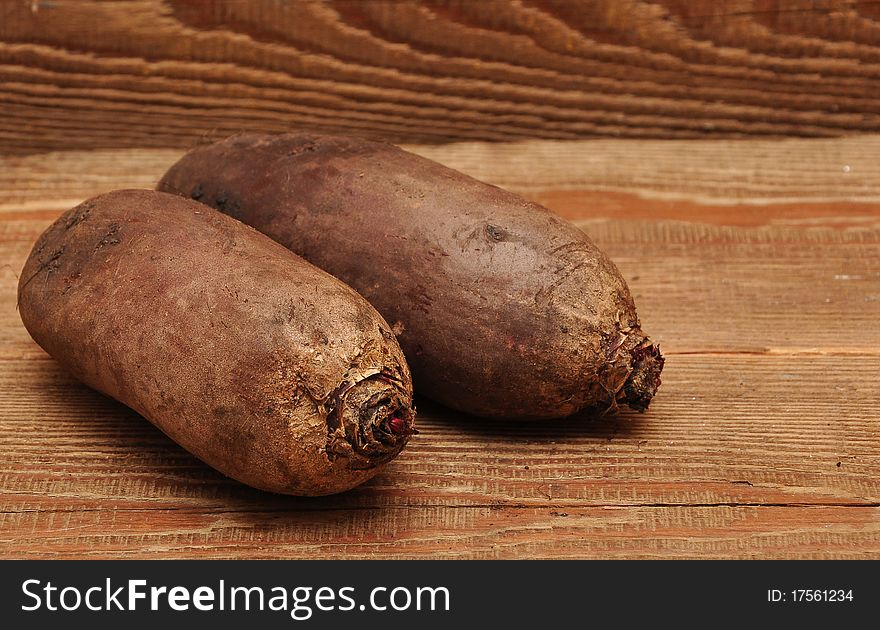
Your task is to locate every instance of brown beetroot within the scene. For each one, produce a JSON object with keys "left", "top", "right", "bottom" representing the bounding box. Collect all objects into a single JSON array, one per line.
[
  {"left": 159, "top": 135, "right": 663, "bottom": 419},
  {"left": 18, "top": 189, "right": 413, "bottom": 495}
]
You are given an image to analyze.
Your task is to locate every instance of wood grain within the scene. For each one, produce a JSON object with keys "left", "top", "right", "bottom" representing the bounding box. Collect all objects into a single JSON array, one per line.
[
  {"left": 1, "top": 136, "right": 879, "bottom": 558},
  {"left": 5, "top": 0, "right": 880, "bottom": 154}
]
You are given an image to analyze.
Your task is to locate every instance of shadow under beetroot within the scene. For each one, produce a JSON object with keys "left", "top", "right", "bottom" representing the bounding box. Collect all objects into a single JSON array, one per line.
[{"left": 409, "top": 394, "right": 654, "bottom": 442}]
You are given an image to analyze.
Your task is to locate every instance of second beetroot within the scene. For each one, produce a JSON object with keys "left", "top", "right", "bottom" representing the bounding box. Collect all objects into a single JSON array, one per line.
[{"left": 159, "top": 134, "right": 663, "bottom": 419}]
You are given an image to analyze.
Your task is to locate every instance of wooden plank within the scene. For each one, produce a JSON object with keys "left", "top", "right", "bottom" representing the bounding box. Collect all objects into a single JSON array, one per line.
[
  {"left": 6, "top": 136, "right": 880, "bottom": 210},
  {"left": 1, "top": 354, "right": 878, "bottom": 558},
  {"left": 4, "top": 1, "right": 880, "bottom": 154},
  {"left": 2, "top": 353, "right": 878, "bottom": 508},
  {"left": 3, "top": 214, "right": 879, "bottom": 355},
  {"left": 1, "top": 138, "right": 879, "bottom": 558},
  {"left": 3, "top": 505, "right": 879, "bottom": 559}
]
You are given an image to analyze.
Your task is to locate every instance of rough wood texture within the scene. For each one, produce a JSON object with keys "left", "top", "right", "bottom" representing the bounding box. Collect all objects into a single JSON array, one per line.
[
  {"left": 1, "top": 136, "right": 878, "bottom": 558},
  {"left": 5, "top": 0, "right": 880, "bottom": 154}
]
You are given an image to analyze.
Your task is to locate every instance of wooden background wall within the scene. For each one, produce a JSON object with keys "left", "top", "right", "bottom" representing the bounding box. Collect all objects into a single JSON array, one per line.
[{"left": 3, "top": 0, "right": 880, "bottom": 154}]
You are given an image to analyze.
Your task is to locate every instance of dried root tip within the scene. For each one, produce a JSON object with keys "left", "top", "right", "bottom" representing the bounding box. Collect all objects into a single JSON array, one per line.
[
  {"left": 325, "top": 371, "right": 414, "bottom": 469},
  {"left": 621, "top": 340, "right": 664, "bottom": 412}
]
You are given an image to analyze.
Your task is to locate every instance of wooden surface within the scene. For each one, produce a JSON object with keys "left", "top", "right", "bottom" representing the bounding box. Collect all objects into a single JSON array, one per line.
[
  {"left": 2, "top": 0, "right": 879, "bottom": 558},
  {"left": 1, "top": 136, "right": 879, "bottom": 558},
  {"left": 5, "top": 0, "right": 880, "bottom": 153}
]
